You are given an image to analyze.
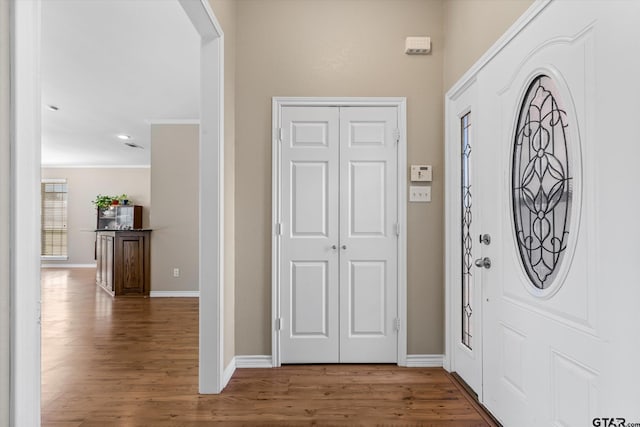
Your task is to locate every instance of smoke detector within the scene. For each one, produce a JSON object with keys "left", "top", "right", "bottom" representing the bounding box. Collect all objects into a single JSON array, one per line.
[{"left": 405, "top": 37, "right": 431, "bottom": 55}]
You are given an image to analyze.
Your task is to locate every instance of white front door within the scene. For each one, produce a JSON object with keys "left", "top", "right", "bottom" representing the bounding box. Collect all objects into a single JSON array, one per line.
[
  {"left": 480, "top": 19, "right": 600, "bottom": 424},
  {"left": 277, "top": 103, "right": 400, "bottom": 364},
  {"left": 471, "top": 2, "right": 640, "bottom": 425}
]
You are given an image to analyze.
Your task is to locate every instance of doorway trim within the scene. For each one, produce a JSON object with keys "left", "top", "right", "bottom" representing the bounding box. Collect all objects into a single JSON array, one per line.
[
  {"left": 271, "top": 97, "right": 407, "bottom": 367},
  {"left": 10, "top": 0, "right": 225, "bottom": 424},
  {"left": 178, "top": 0, "right": 226, "bottom": 395}
]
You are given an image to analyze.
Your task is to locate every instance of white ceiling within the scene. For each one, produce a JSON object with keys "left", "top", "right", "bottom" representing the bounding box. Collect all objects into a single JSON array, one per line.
[{"left": 41, "top": 0, "right": 200, "bottom": 167}]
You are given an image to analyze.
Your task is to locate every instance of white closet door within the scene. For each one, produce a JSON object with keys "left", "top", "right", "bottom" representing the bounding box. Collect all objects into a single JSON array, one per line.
[
  {"left": 338, "top": 106, "right": 398, "bottom": 363},
  {"left": 279, "top": 106, "right": 340, "bottom": 363},
  {"left": 278, "top": 104, "right": 399, "bottom": 364}
]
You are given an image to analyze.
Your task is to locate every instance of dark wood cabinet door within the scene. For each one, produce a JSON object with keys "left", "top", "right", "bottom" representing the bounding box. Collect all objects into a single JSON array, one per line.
[
  {"left": 119, "top": 236, "right": 144, "bottom": 294},
  {"left": 105, "top": 236, "right": 114, "bottom": 292},
  {"left": 96, "top": 230, "right": 150, "bottom": 297},
  {"left": 95, "top": 234, "right": 115, "bottom": 295},
  {"left": 96, "top": 235, "right": 103, "bottom": 285}
]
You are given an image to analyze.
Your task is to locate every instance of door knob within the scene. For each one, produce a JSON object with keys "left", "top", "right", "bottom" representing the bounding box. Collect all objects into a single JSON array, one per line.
[
  {"left": 474, "top": 257, "right": 491, "bottom": 269},
  {"left": 331, "top": 245, "right": 337, "bottom": 250},
  {"left": 341, "top": 245, "right": 347, "bottom": 250},
  {"left": 479, "top": 234, "right": 491, "bottom": 245}
]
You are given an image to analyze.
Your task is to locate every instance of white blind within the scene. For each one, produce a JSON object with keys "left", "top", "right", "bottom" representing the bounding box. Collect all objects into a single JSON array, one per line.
[{"left": 41, "top": 179, "right": 68, "bottom": 258}]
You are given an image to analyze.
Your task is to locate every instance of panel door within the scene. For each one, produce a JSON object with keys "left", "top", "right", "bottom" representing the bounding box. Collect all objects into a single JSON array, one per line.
[
  {"left": 280, "top": 106, "right": 340, "bottom": 363},
  {"left": 338, "top": 107, "right": 398, "bottom": 363},
  {"left": 477, "top": 3, "right": 625, "bottom": 425},
  {"left": 278, "top": 104, "right": 399, "bottom": 364},
  {"left": 118, "top": 235, "right": 145, "bottom": 295},
  {"left": 448, "top": 82, "right": 483, "bottom": 395}
]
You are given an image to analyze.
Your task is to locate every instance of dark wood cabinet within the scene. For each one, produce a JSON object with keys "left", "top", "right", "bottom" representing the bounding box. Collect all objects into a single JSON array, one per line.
[{"left": 96, "top": 230, "right": 151, "bottom": 297}]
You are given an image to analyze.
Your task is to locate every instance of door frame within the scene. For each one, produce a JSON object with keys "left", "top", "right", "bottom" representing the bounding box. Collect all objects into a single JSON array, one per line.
[
  {"left": 10, "top": 0, "right": 225, "bottom": 424},
  {"left": 271, "top": 97, "right": 407, "bottom": 367},
  {"left": 443, "top": 0, "right": 551, "bottom": 393}
]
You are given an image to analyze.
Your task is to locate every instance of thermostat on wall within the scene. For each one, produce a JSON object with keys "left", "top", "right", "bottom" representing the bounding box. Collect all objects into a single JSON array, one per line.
[{"left": 410, "top": 165, "right": 432, "bottom": 182}]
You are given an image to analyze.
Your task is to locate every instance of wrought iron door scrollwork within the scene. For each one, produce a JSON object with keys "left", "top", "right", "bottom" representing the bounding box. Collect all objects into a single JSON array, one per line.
[
  {"left": 512, "top": 75, "right": 573, "bottom": 290},
  {"left": 461, "top": 113, "right": 473, "bottom": 348}
]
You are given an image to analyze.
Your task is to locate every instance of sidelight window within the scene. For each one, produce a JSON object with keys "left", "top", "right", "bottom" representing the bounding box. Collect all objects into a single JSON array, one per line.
[{"left": 461, "top": 112, "right": 472, "bottom": 349}]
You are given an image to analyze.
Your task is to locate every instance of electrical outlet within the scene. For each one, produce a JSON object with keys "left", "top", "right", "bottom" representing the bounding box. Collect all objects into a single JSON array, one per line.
[
  {"left": 409, "top": 185, "right": 431, "bottom": 202},
  {"left": 172, "top": 268, "right": 180, "bottom": 278}
]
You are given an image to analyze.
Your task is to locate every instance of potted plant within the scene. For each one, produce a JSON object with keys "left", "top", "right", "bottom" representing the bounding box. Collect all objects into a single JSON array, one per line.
[{"left": 92, "top": 194, "right": 115, "bottom": 210}]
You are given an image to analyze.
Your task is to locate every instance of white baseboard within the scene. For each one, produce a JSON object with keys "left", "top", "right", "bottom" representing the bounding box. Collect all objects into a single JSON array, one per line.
[
  {"left": 235, "top": 355, "right": 273, "bottom": 368},
  {"left": 405, "top": 354, "right": 444, "bottom": 367},
  {"left": 149, "top": 291, "right": 200, "bottom": 298},
  {"left": 41, "top": 263, "right": 96, "bottom": 268},
  {"left": 222, "top": 358, "right": 236, "bottom": 389},
  {"left": 232, "top": 354, "right": 440, "bottom": 368}
]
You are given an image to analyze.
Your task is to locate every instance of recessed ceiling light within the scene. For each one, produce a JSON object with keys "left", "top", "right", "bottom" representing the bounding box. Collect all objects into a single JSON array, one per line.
[
  {"left": 47, "top": 105, "right": 59, "bottom": 111},
  {"left": 117, "top": 134, "right": 132, "bottom": 140}
]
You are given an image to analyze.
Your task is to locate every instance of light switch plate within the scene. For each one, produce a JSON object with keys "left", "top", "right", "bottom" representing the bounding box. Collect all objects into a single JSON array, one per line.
[{"left": 409, "top": 186, "right": 431, "bottom": 202}]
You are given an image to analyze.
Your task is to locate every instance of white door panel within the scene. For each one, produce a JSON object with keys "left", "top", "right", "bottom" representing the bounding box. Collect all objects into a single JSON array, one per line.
[
  {"left": 348, "top": 260, "right": 387, "bottom": 335},
  {"left": 280, "top": 106, "right": 340, "bottom": 363},
  {"left": 291, "top": 162, "right": 329, "bottom": 236},
  {"left": 290, "top": 261, "right": 329, "bottom": 336},
  {"left": 349, "top": 162, "right": 387, "bottom": 236}
]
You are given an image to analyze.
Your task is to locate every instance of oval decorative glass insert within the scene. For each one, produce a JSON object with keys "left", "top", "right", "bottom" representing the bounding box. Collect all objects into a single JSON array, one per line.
[{"left": 512, "top": 75, "right": 572, "bottom": 290}]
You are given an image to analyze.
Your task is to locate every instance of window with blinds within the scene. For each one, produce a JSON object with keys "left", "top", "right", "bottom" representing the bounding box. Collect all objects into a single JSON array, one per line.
[{"left": 41, "top": 179, "right": 68, "bottom": 259}]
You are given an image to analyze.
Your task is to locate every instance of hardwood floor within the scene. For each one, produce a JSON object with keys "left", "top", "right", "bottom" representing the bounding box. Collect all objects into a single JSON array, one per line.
[{"left": 42, "top": 268, "right": 496, "bottom": 426}]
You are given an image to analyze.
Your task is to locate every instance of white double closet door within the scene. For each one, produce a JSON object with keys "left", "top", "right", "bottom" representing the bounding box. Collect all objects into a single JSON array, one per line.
[{"left": 278, "top": 105, "right": 399, "bottom": 363}]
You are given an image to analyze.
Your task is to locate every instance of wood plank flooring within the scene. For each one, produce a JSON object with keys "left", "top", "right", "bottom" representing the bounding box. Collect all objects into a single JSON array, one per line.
[{"left": 42, "top": 268, "right": 495, "bottom": 426}]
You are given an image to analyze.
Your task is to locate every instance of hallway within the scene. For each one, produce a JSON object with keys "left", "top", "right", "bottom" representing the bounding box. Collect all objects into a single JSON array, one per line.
[{"left": 41, "top": 268, "right": 495, "bottom": 426}]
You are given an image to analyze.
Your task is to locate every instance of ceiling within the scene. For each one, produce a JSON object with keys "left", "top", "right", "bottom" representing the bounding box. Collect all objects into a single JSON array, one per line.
[{"left": 41, "top": 0, "right": 200, "bottom": 167}]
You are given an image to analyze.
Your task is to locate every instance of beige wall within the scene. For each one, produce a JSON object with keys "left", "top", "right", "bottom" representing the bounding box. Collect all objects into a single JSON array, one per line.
[
  {"left": 0, "top": 4, "right": 539, "bottom": 413},
  {"left": 41, "top": 167, "right": 151, "bottom": 266},
  {"left": 0, "top": 0, "right": 10, "bottom": 423},
  {"left": 443, "top": 0, "right": 534, "bottom": 91},
  {"left": 149, "top": 124, "right": 199, "bottom": 293},
  {"left": 235, "top": 0, "right": 445, "bottom": 355},
  {"left": 209, "top": 0, "right": 237, "bottom": 368}
]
